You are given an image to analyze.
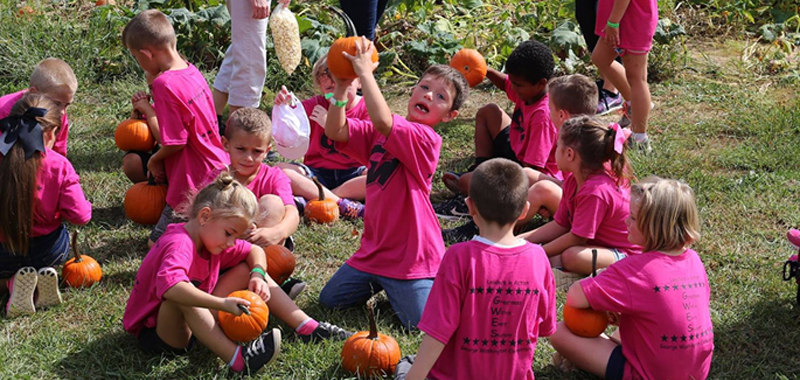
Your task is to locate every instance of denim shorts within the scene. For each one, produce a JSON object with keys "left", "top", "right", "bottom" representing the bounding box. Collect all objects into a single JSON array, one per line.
[
  {"left": 610, "top": 249, "right": 627, "bottom": 262},
  {"left": 293, "top": 163, "right": 367, "bottom": 190},
  {"left": 0, "top": 225, "right": 70, "bottom": 278}
]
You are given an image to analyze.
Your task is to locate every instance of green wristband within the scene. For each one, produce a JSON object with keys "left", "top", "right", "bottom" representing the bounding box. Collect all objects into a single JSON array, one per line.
[
  {"left": 607, "top": 20, "right": 620, "bottom": 28},
  {"left": 250, "top": 267, "right": 266, "bottom": 279},
  {"left": 325, "top": 92, "right": 348, "bottom": 108}
]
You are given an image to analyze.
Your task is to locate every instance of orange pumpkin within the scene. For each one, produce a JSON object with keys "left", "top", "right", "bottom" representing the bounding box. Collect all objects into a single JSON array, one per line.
[
  {"left": 304, "top": 177, "right": 339, "bottom": 224},
  {"left": 219, "top": 290, "right": 270, "bottom": 343},
  {"left": 341, "top": 303, "right": 401, "bottom": 378},
  {"left": 63, "top": 232, "right": 102, "bottom": 288},
  {"left": 96, "top": 0, "right": 115, "bottom": 5},
  {"left": 115, "top": 118, "right": 155, "bottom": 152},
  {"left": 450, "top": 49, "right": 487, "bottom": 87},
  {"left": 18, "top": 6, "right": 34, "bottom": 15},
  {"left": 563, "top": 304, "right": 609, "bottom": 338},
  {"left": 124, "top": 178, "right": 167, "bottom": 225},
  {"left": 265, "top": 244, "right": 296, "bottom": 285},
  {"left": 328, "top": 36, "right": 379, "bottom": 80}
]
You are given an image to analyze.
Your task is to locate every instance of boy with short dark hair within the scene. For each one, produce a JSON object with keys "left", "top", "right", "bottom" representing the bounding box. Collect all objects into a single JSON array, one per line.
[{"left": 395, "top": 158, "right": 557, "bottom": 380}]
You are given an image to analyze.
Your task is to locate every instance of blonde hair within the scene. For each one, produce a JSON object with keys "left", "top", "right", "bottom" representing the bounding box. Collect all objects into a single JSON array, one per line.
[
  {"left": 122, "top": 10, "right": 177, "bottom": 51},
  {"left": 187, "top": 171, "right": 259, "bottom": 223},
  {"left": 225, "top": 107, "right": 272, "bottom": 143},
  {"left": 311, "top": 54, "right": 331, "bottom": 91},
  {"left": 631, "top": 176, "right": 701, "bottom": 252},
  {"left": 30, "top": 58, "right": 77, "bottom": 94}
]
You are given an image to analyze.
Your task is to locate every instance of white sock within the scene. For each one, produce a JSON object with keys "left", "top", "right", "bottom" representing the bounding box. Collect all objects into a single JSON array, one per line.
[{"left": 633, "top": 132, "right": 648, "bottom": 142}]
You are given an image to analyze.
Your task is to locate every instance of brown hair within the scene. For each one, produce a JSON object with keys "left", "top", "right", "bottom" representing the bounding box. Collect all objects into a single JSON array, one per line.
[
  {"left": 187, "top": 171, "right": 259, "bottom": 223},
  {"left": 30, "top": 58, "right": 78, "bottom": 94},
  {"left": 0, "top": 94, "right": 62, "bottom": 255},
  {"left": 122, "top": 10, "right": 177, "bottom": 51},
  {"left": 225, "top": 107, "right": 272, "bottom": 143},
  {"left": 559, "top": 116, "right": 634, "bottom": 186},
  {"left": 547, "top": 74, "right": 597, "bottom": 116},
  {"left": 469, "top": 158, "right": 529, "bottom": 226},
  {"left": 632, "top": 176, "right": 701, "bottom": 252},
  {"left": 418, "top": 64, "right": 469, "bottom": 111}
]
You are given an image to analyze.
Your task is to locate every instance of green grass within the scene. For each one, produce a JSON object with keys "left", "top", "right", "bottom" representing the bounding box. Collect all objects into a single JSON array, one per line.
[{"left": 3, "top": 2, "right": 800, "bottom": 380}]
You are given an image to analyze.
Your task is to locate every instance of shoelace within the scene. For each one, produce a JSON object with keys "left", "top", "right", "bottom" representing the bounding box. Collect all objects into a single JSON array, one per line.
[{"left": 245, "top": 336, "right": 267, "bottom": 358}]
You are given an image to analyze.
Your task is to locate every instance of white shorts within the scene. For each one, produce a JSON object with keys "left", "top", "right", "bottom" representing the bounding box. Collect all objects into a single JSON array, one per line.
[{"left": 213, "top": 1, "right": 268, "bottom": 108}]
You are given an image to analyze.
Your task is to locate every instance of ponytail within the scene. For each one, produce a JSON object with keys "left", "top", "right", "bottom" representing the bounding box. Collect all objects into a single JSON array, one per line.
[
  {"left": 183, "top": 170, "right": 259, "bottom": 223},
  {"left": 560, "top": 116, "right": 635, "bottom": 186}
]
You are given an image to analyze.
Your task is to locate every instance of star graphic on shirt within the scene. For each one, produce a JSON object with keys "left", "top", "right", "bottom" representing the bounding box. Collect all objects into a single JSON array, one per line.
[
  {"left": 486, "top": 287, "right": 494, "bottom": 294},
  {"left": 671, "top": 335, "right": 678, "bottom": 342},
  {"left": 681, "top": 335, "right": 687, "bottom": 342},
  {"left": 681, "top": 284, "right": 686, "bottom": 289},
  {"left": 518, "top": 339, "right": 524, "bottom": 345},
  {"left": 516, "top": 288, "right": 522, "bottom": 295},
  {"left": 533, "top": 289, "right": 539, "bottom": 295},
  {"left": 492, "top": 340, "right": 498, "bottom": 346},
  {"left": 506, "top": 288, "right": 513, "bottom": 295},
  {"left": 500, "top": 339, "right": 506, "bottom": 346},
  {"left": 509, "top": 340, "right": 516, "bottom": 347},
  {"left": 477, "top": 287, "right": 484, "bottom": 294},
  {"left": 473, "top": 339, "right": 479, "bottom": 345},
  {"left": 482, "top": 339, "right": 489, "bottom": 346},
  {"left": 525, "top": 288, "right": 531, "bottom": 295},
  {"left": 661, "top": 335, "right": 668, "bottom": 342},
  {"left": 463, "top": 337, "right": 470, "bottom": 345},
  {"left": 672, "top": 285, "right": 679, "bottom": 291},
  {"left": 527, "top": 339, "right": 532, "bottom": 345},
  {"left": 470, "top": 288, "right": 476, "bottom": 294},
  {"left": 689, "top": 334, "right": 694, "bottom": 340},
  {"left": 654, "top": 286, "right": 660, "bottom": 293}
]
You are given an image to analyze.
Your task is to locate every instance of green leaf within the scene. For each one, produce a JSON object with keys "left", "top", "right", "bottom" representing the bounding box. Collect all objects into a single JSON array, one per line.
[
  {"left": 462, "top": 0, "right": 483, "bottom": 9},
  {"left": 550, "top": 20, "right": 582, "bottom": 53},
  {"left": 297, "top": 16, "right": 313, "bottom": 35}
]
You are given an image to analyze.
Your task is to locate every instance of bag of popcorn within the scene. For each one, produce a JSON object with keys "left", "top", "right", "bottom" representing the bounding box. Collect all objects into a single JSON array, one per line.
[{"left": 269, "top": 3, "right": 301, "bottom": 75}]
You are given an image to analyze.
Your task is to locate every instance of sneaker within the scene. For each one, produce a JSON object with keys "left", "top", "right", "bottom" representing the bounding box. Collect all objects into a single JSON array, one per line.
[
  {"left": 553, "top": 268, "right": 585, "bottom": 292},
  {"left": 433, "top": 195, "right": 470, "bottom": 220},
  {"left": 280, "top": 278, "right": 306, "bottom": 300},
  {"left": 35, "top": 267, "right": 62, "bottom": 309},
  {"left": 299, "top": 321, "right": 354, "bottom": 343},
  {"left": 6, "top": 267, "right": 37, "bottom": 318},
  {"left": 617, "top": 101, "right": 655, "bottom": 129},
  {"left": 442, "top": 220, "right": 479, "bottom": 244},
  {"left": 597, "top": 89, "right": 623, "bottom": 116},
  {"left": 242, "top": 328, "right": 282, "bottom": 374},
  {"left": 338, "top": 198, "right": 365, "bottom": 219},
  {"left": 283, "top": 235, "right": 295, "bottom": 252},
  {"left": 293, "top": 196, "right": 307, "bottom": 215},
  {"left": 441, "top": 171, "right": 463, "bottom": 195},
  {"left": 627, "top": 137, "right": 652, "bottom": 153}
]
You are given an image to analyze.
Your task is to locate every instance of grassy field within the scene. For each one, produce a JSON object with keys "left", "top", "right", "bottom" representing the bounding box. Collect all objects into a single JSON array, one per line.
[{"left": 2, "top": 3, "right": 800, "bottom": 380}]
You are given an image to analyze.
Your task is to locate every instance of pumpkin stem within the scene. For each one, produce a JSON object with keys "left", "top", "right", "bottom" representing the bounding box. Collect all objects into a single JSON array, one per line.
[
  {"left": 367, "top": 301, "right": 378, "bottom": 340},
  {"left": 312, "top": 177, "right": 326, "bottom": 201},
  {"left": 146, "top": 174, "right": 157, "bottom": 186},
  {"left": 71, "top": 231, "right": 83, "bottom": 263},
  {"left": 327, "top": 5, "right": 358, "bottom": 37},
  {"left": 237, "top": 304, "right": 251, "bottom": 316}
]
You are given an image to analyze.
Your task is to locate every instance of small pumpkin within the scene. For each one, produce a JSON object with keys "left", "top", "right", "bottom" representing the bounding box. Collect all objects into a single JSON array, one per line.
[
  {"left": 304, "top": 177, "right": 339, "bottom": 224},
  {"left": 563, "top": 304, "right": 609, "bottom": 338},
  {"left": 219, "top": 290, "right": 270, "bottom": 343},
  {"left": 341, "top": 302, "right": 401, "bottom": 378},
  {"left": 95, "top": 0, "right": 115, "bottom": 6},
  {"left": 63, "top": 231, "right": 102, "bottom": 288},
  {"left": 265, "top": 244, "right": 296, "bottom": 285},
  {"left": 115, "top": 118, "right": 155, "bottom": 152},
  {"left": 450, "top": 49, "right": 487, "bottom": 87},
  {"left": 328, "top": 36, "right": 379, "bottom": 80},
  {"left": 124, "top": 177, "right": 167, "bottom": 225}
]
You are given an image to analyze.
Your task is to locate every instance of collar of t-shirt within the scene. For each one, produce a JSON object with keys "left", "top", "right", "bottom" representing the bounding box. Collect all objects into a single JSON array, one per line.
[{"left": 472, "top": 236, "right": 526, "bottom": 248}]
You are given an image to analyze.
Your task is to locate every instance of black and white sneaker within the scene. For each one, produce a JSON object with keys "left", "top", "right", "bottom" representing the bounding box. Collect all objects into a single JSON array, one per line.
[
  {"left": 442, "top": 220, "right": 479, "bottom": 245},
  {"left": 299, "top": 322, "right": 354, "bottom": 343},
  {"left": 242, "top": 328, "right": 281, "bottom": 374},
  {"left": 280, "top": 278, "right": 306, "bottom": 300},
  {"left": 433, "top": 195, "right": 470, "bottom": 220}
]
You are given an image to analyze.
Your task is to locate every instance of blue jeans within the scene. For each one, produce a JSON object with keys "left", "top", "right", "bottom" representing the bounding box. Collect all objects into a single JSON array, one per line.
[
  {"left": 0, "top": 225, "right": 70, "bottom": 278},
  {"left": 319, "top": 263, "right": 433, "bottom": 329},
  {"left": 339, "top": 0, "right": 390, "bottom": 40}
]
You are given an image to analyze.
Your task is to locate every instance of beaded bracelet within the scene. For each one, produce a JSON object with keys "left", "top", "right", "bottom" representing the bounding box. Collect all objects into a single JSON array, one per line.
[{"left": 607, "top": 20, "right": 620, "bottom": 28}]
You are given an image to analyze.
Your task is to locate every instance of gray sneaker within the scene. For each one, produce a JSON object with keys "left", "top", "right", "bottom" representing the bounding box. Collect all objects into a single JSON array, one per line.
[
  {"left": 627, "top": 138, "right": 652, "bottom": 153},
  {"left": 597, "top": 89, "right": 623, "bottom": 116}
]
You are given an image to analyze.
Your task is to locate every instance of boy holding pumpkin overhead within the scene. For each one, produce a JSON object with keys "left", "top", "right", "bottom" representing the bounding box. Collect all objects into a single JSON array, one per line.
[
  {"left": 396, "top": 158, "right": 557, "bottom": 380},
  {"left": 319, "top": 37, "right": 468, "bottom": 329}
]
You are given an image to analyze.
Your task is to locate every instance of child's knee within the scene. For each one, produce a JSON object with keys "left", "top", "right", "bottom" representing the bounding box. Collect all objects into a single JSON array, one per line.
[
  {"left": 549, "top": 321, "right": 571, "bottom": 349},
  {"left": 257, "top": 195, "right": 285, "bottom": 228},
  {"left": 122, "top": 153, "right": 145, "bottom": 182}
]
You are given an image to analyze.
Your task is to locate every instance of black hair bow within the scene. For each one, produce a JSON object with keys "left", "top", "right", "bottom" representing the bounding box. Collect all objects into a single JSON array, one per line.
[{"left": 0, "top": 107, "right": 47, "bottom": 159}]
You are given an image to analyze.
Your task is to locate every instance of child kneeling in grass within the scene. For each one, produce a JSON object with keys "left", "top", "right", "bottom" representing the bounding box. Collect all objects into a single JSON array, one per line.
[
  {"left": 395, "top": 158, "right": 557, "bottom": 380},
  {"left": 549, "top": 176, "right": 714, "bottom": 380}
]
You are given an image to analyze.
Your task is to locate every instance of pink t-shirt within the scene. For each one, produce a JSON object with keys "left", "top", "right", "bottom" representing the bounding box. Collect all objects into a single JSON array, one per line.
[
  {"left": 152, "top": 64, "right": 229, "bottom": 208},
  {"left": 336, "top": 115, "right": 444, "bottom": 279},
  {"left": 0, "top": 148, "right": 91, "bottom": 242},
  {"left": 581, "top": 248, "right": 714, "bottom": 380},
  {"left": 595, "top": 0, "right": 659, "bottom": 52},
  {"left": 123, "top": 223, "right": 252, "bottom": 337},
  {"left": 0, "top": 89, "right": 70, "bottom": 156},
  {"left": 553, "top": 172, "right": 642, "bottom": 255},
  {"left": 302, "top": 95, "right": 368, "bottom": 170},
  {"left": 504, "top": 78, "right": 561, "bottom": 179},
  {"left": 207, "top": 163, "right": 294, "bottom": 206},
  {"left": 418, "top": 238, "right": 557, "bottom": 380}
]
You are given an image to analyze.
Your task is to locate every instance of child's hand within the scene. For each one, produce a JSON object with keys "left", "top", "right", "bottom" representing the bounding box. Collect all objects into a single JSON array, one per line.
[
  {"left": 310, "top": 105, "right": 328, "bottom": 126},
  {"left": 222, "top": 296, "right": 251, "bottom": 316},
  {"left": 606, "top": 311, "right": 621, "bottom": 326},
  {"left": 274, "top": 85, "right": 292, "bottom": 106},
  {"left": 602, "top": 24, "right": 620, "bottom": 48},
  {"left": 246, "top": 227, "right": 285, "bottom": 247},
  {"left": 147, "top": 157, "right": 166, "bottom": 183},
  {"left": 248, "top": 276, "right": 271, "bottom": 302},
  {"left": 132, "top": 91, "right": 154, "bottom": 116},
  {"left": 341, "top": 37, "right": 379, "bottom": 78},
  {"left": 251, "top": 0, "right": 270, "bottom": 19}
]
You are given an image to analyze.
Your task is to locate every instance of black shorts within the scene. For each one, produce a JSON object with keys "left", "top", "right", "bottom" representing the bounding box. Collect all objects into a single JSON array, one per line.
[
  {"left": 605, "top": 345, "right": 626, "bottom": 380},
  {"left": 492, "top": 127, "right": 519, "bottom": 163},
  {"left": 138, "top": 326, "right": 196, "bottom": 356}
]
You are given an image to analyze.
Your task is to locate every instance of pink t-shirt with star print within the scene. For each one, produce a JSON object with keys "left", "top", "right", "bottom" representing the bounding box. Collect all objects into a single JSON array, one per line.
[
  {"left": 581, "top": 248, "right": 714, "bottom": 380},
  {"left": 417, "top": 237, "right": 557, "bottom": 380}
]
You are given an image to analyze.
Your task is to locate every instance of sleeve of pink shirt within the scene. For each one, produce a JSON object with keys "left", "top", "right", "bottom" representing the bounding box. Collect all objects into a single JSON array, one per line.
[
  {"left": 382, "top": 115, "right": 438, "bottom": 187},
  {"left": 218, "top": 240, "right": 253, "bottom": 271},
  {"left": 57, "top": 159, "right": 92, "bottom": 225},
  {"left": 154, "top": 242, "right": 196, "bottom": 300},
  {"left": 504, "top": 76, "right": 519, "bottom": 103},
  {"left": 569, "top": 194, "right": 609, "bottom": 240},
  {"left": 519, "top": 115, "right": 556, "bottom": 168},
  {"left": 268, "top": 167, "right": 295, "bottom": 206},
  {"left": 335, "top": 118, "right": 376, "bottom": 166},
  {"left": 153, "top": 87, "right": 188, "bottom": 146},
  {"left": 580, "top": 262, "right": 635, "bottom": 314},
  {"left": 417, "top": 249, "right": 463, "bottom": 345},
  {"left": 538, "top": 259, "right": 558, "bottom": 337}
]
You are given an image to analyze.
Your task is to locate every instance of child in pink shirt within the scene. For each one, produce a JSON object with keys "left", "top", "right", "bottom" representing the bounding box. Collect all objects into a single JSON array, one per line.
[
  {"left": 396, "top": 158, "right": 557, "bottom": 380},
  {"left": 520, "top": 116, "right": 642, "bottom": 289},
  {"left": 122, "top": 10, "right": 229, "bottom": 246},
  {"left": 550, "top": 176, "right": 713, "bottom": 380},
  {"left": 275, "top": 55, "right": 370, "bottom": 218},
  {"left": 0, "top": 58, "right": 77, "bottom": 157},
  {"left": 319, "top": 38, "right": 469, "bottom": 329},
  {"left": 0, "top": 94, "right": 91, "bottom": 318}
]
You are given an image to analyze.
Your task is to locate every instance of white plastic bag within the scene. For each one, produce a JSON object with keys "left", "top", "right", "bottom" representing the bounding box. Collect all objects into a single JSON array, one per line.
[
  {"left": 272, "top": 93, "right": 310, "bottom": 160},
  {"left": 269, "top": 3, "right": 302, "bottom": 75}
]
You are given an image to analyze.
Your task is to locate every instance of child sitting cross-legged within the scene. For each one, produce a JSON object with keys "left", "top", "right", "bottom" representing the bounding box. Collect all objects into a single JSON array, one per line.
[
  {"left": 319, "top": 37, "right": 469, "bottom": 329},
  {"left": 549, "top": 176, "right": 714, "bottom": 380},
  {"left": 395, "top": 158, "right": 557, "bottom": 380}
]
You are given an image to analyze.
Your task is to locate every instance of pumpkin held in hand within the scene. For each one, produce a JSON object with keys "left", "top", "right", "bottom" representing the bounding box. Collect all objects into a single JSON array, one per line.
[
  {"left": 563, "top": 304, "right": 609, "bottom": 338},
  {"left": 341, "top": 303, "right": 401, "bottom": 378},
  {"left": 450, "top": 49, "right": 487, "bottom": 87},
  {"left": 115, "top": 118, "right": 155, "bottom": 152},
  {"left": 63, "top": 231, "right": 102, "bottom": 288},
  {"left": 265, "top": 244, "right": 296, "bottom": 285},
  {"left": 328, "top": 36, "right": 379, "bottom": 80},
  {"left": 304, "top": 177, "right": 339, "bottom": 224},
  {"left": 219, "top": 290, "right": 270, "bottom": 343},
  {"left": 124, "top": 177, "right": 167, "bottom": 225}
]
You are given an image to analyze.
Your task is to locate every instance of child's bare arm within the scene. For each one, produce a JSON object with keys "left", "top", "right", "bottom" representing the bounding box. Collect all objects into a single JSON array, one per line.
[
  {"left": 147, "top": 144, "right": 184, "bottom": 182},
  {"left": 163, "top": 281, "right": 249, "bottom": 315},
  {"left": 486, "top": 67, "right": 507, "bottom": 90},
  {"left": 245, "top": 245, "right": 270, "bottom": 302},
  {"left": 404, "top": 335, "right": 446, "bottom": 380},
  {"left": 324, "top": 77, "right": 353, "bottom": 142},
  {"left": 566, "top": 281, "right": 590, "bottom": 308},
  {"left": 519, "top": 220, "right": 568, "bottom": 244},
  {"left": 247, "top": 206, "right": 299, "bottom": 246},
  {"left": 542, "top": 231, "right": 588, "bottom": 258},
  {"left": 347, "top": 37, "right": 391, "bottom": 136}
]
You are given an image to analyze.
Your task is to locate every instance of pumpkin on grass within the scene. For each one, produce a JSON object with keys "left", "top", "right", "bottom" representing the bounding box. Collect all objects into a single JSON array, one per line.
[
  {"left": 63, "top": 231, "right": 102, "bottom": 288},
  {"left": 450, "top": 49, "right": 487, "bottom": 87},
  {"left": 328, "top": 37, "right": 379, "bottom": 80},
  {"left": 124, "top": 177, "right": 167, "bottom": 225},
  {"left": 265, "top": 244, "right": 295, "bottom": 285},
  {"left": 219, "top": 290, "right": 270, "bottom": 343},
  {"left": 304, "top": 177, "right": 339, "bottom": 224},
  {"left": 563, "top": 304, "right": 609, "bottom": 338},
  {"left": 341, "top": 302, "right": 401, "bottom": 378},
  {"left": 115, "top": 118, "right": 155, "bottom": 152}
]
